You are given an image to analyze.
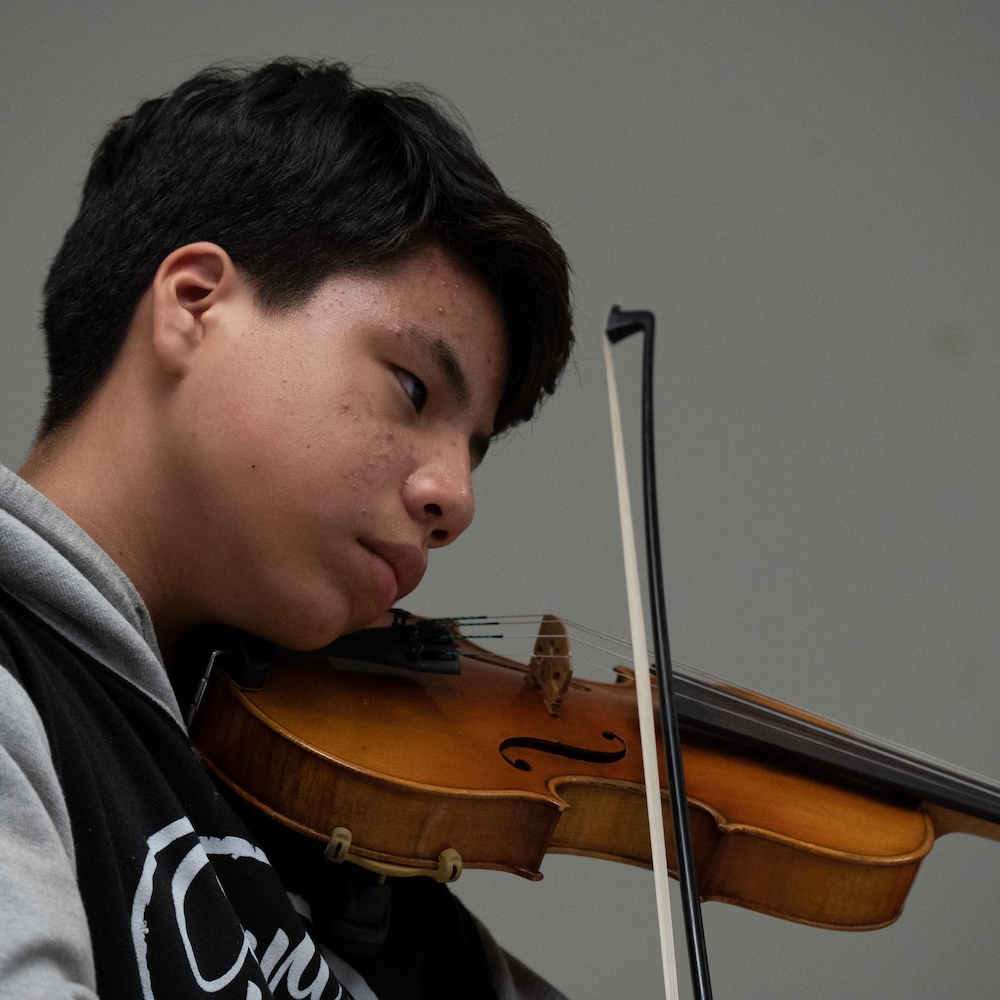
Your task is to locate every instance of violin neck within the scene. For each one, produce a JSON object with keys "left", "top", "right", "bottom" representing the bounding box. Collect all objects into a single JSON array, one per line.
[
  {"left": 923, "top": 803, "right": 1000, "bottom": 843},
  {"left": 674, "top": 671, "right": 1000, "bottom": 828}
]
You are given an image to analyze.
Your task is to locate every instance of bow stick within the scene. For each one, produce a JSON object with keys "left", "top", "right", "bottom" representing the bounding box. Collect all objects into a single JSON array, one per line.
[{"left": 603, "top": 305, "right": 714, "bottom": 1000}]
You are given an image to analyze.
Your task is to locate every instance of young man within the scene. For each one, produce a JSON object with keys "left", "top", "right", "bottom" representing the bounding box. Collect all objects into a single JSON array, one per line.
[{"left": 0, "top": 60, "right": 573, "bottom": 999}]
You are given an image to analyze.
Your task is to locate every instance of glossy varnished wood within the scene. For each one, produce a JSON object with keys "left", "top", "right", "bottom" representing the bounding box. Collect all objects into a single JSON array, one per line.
[{"left": 191, "top": 637, "right": 942, "bottom": 929}]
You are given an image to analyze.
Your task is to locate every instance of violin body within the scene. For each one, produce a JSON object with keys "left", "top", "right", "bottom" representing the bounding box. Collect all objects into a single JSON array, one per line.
[{"left": 188, "top": 617, "right": 969, "bottom": 932}]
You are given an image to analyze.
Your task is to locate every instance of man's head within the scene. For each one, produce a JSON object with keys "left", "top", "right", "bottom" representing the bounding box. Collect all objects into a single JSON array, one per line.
[
  {"left": 41, "top": 59, "right": 572, "bottom": 439},
  {"left": 31, "top": 60, "right": 573, "bottom": 650}
]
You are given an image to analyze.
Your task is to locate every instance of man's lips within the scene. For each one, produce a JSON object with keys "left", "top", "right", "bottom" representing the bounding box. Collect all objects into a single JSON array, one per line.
[{"left": 361, "top": 541, "right": 427, "bottom": 603}]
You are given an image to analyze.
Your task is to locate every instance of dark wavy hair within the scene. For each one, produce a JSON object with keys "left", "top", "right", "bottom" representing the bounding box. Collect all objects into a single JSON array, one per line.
[{"left": 41, "top": 59, "right": 572, "bottom": 436}]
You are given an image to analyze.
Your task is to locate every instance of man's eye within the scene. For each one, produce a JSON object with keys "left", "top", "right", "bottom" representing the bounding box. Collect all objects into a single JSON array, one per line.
[{"left": 393, "top": 367, "right": 428, "bottom": 413}]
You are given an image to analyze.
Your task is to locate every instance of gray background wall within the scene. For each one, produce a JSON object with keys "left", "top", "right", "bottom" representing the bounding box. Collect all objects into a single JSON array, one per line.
[{"left": 2, "top": 2, "right": 997, "bottom": 997}]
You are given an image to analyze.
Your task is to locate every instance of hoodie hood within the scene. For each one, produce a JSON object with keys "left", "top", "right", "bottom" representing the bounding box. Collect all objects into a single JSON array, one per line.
[{"left": 0, "top": 464, "right": 183, "bottom": 728}]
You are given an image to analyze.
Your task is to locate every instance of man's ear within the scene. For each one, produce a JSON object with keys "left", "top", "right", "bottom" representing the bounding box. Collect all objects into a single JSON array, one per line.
[{"left": 149, "top": 242, "right": 239, "bottom": 377}]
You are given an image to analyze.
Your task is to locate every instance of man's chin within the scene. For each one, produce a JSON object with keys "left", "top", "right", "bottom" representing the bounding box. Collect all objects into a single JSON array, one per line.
[
  {"left": 219, "top": 582, "right": 392, "bottom": 650},
  {"left": 287, "top": 603, "right": 392, "bottom": 651},
  {"left": 235, "top": 606, "right": 351, "bottom": 652}
]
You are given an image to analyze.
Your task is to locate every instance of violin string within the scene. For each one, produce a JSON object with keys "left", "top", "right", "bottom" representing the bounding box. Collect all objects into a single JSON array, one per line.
[
  {"left": 446, "top": 615, "right": 641, "bottom": 663},
  {"left": 452, "top": 617, "right": 702, "bottom": 681},
  {"left": 455, "top": 614, "right": 639, "bottom": 656},
  {"left": 443, "top": 614, "right": 717, "bottom": 680},
  {"left": 456, "top": 649, "right": 631, "bottom": 682},
  {"left": 638, "top": 653, "right": 1000, "bottom": 781},
  {"left": 450, "top": 615, "right": 734, "bottom": 687},
  {"left": 454, "top": 631, "right": 640, "bottom": 679},
  {"left": 425, "top": 615, "right": 1000, "bottom": 795},
  {"left": 458, "top": 619, "right": 1000, "bottom": 785},
  {"left": 442, "top": 614, "right": 655, "bottom": 676},
  {"left": 420, "top": 613, "right": 1000, "bottom": 802},
  {"left": 456, "top": 632, "right": 634, "bottom": 664},
  {"left": 445, "top": 618, "right": 708, "bottom": 687}
]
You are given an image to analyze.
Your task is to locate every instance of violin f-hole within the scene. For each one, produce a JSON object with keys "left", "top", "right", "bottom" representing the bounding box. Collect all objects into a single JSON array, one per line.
[{"left": 499, "top": 731, "right": 627, "bottom": 772}]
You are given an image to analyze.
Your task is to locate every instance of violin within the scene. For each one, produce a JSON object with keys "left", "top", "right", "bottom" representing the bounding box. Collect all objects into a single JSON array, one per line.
[{"left": 186, "top": 609, "right": 1000, "bottom": 933}]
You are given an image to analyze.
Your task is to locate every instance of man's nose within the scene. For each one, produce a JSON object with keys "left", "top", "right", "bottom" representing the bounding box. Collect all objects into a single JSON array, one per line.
[{"left": 404, "top": 441, "right": 475, "bottom": 547}]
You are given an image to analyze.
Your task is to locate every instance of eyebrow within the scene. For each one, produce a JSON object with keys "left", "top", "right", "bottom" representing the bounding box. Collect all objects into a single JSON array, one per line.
[
  {"left": 407, "top": 324, "right": 471, "bottom": 407},
  {"left": 404, "top": 324, "right": 492, "bottom": 466}
]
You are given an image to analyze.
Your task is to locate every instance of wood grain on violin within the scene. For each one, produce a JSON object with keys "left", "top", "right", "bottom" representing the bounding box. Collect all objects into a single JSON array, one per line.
[{"left": 188, "top": 614, "right": 1000, "bottom": 933}]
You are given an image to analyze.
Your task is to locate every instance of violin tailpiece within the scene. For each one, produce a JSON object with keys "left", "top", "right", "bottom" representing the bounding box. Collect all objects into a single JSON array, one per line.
[{"left": 526, "top": 614, "right": 573, "bottom": 716}]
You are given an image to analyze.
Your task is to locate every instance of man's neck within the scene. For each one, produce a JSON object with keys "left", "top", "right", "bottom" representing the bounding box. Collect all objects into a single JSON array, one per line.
[{"left": 20, "top": 402, "right": 185, "bottom": 655}]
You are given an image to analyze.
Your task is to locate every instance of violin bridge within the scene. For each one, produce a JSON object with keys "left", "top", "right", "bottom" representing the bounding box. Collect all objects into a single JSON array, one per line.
[{"left": 526, "top": 614, "right": 573, "bottom": 716}]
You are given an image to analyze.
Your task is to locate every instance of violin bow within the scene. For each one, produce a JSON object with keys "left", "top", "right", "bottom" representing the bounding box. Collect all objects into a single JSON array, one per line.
[{"left": 604, "top": 306, "right": 714, "bottom": 1000}]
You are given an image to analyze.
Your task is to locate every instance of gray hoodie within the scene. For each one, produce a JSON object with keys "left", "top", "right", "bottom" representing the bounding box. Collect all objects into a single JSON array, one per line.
[{"left": 0, "top": 464, "right": 565, "bottom": 1000}]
